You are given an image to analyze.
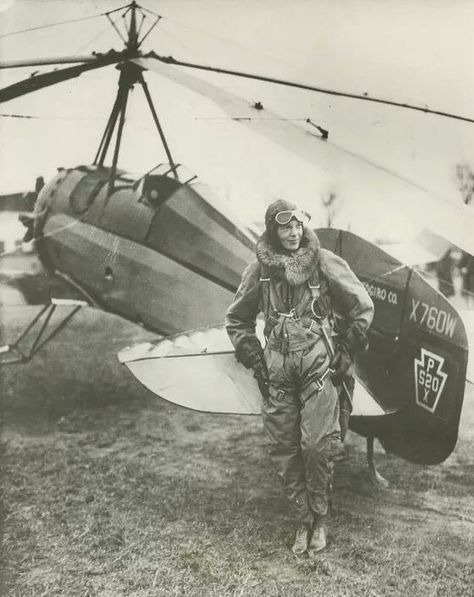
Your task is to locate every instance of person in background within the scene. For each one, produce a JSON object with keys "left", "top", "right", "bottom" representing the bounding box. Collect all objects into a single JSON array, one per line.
[
  {"left": 225, "top": 199, "right": 374, "bottom": 556},
  {"left": 435, "top": 249, "right": 455, "bottom": 299},
  {"left": 459, "top": 251, "right": 474, "bottom": 308}
]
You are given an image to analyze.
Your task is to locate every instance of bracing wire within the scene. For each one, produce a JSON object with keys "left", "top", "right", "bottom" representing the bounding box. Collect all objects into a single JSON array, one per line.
[
  {"left": 0, "top": 219, "right": 80, "bottom": 259},
  {"left": 0, "top": 113, "right": 108, "bottom": 120},
  {"left": 74, "top": 24, "right": 113, "bottom": 55},
  {"left": 153, "top": 24, "right": 212, "bottom": 68},
  {"left": 155, "top": 12, "right": 296, "bottom": 73}
]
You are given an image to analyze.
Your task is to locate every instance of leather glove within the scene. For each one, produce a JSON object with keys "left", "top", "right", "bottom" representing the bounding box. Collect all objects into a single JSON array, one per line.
[
  {"left": 341, "top": 323, "right": 369, "bottom": 355},
  {"left": 235, "top": 336, "right": 269, "bottom": 400},
  {"left": 252, "top": 353, "right": 270, "bottom": 400},
  {"left": 235, "top": 336, "right": 263, "bottom": 368},
  {"left": 330, "top": 323, "right": 369, "bottom": 385},
  {"left": 329, "top": 345, "right": 353, "bottom": 386}
]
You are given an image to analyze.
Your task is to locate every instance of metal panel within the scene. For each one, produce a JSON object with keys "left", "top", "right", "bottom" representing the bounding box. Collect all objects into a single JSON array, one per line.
[
  {"left": 147, "top": 185, "right": 255, "bottom": 290},
  {"left": 43, "top": 214, "right": 234, "bottom": 334}
]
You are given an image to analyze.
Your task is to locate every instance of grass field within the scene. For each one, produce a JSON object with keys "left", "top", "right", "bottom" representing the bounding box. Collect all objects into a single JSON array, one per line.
[{"left": 1, "top": 306, "right": 473, "bottom": 596}]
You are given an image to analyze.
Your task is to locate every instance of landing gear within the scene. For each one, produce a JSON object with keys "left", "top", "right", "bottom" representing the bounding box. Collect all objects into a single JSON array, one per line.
[
  {"left": 0, "top": 299, "right": 86, "bottom": 365},
  {"left": 367, "top": 436, "right": 389, "bottom": 488}
]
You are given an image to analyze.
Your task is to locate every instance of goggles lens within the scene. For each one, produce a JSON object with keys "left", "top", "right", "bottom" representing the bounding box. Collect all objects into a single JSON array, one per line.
[{"left": 275, "top": 209, "right": 311, "bottom": 226}]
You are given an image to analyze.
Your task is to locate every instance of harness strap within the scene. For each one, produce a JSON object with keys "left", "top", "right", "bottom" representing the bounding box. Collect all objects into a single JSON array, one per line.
[
  {"left": 259, "top": 265, "right": 272, "bottom": 319},
  {"left": 259, "top": 264, "right": 334, "bottom": 341}
]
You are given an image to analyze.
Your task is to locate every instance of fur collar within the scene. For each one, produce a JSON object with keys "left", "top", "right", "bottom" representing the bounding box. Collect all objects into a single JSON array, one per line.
[{"left": 256, "top": 228, "right": 320, "bottom": 286}]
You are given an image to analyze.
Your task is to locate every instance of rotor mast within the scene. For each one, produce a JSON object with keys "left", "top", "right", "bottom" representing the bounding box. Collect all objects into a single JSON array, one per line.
[
  {"left": 95, "top": 1, "right": 177, "bottom": 195},
  {"left": 126, "top": 1, "right": 139, "bottom": 51}
]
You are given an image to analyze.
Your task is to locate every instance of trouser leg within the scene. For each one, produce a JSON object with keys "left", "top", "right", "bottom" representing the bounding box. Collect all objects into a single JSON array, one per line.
[
  {"left": 299, "top": 347, "right": 342, "bottom": 516},
  {"left": 262, "top": 388, "right": 313, "bottom": 523},
  {"left": 262, "top": 350, "right": 313, "bottom": 524}
]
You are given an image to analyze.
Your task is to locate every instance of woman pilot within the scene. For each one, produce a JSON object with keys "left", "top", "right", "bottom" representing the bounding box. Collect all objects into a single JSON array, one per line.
[{"left": 225, "top": 199, "right": 374, "bottom": 555}]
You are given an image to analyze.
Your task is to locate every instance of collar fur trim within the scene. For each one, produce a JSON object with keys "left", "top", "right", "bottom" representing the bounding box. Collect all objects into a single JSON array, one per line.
[{"left": 256, "top": 228, "right": 320, "bottom": 286}]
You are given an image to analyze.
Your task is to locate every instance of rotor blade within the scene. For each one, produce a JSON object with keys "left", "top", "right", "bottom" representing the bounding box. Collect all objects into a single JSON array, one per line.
[
  {"left": 144, "top": 52, "right": 474, "bottom": 125},
  {"left": 135, "top": 56, "right": 474, "bottom": 257},
  {"left": 0, "top": 52, "right": 126, "bottom": 103},
  {"left": 0, "top": 55, "right": 108, "bottom": 69}
]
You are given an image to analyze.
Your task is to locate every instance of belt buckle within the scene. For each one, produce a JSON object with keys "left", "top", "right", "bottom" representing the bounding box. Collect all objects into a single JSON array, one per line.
[{"left": 278, "top": 308, "right": 296, "bottom": 320}]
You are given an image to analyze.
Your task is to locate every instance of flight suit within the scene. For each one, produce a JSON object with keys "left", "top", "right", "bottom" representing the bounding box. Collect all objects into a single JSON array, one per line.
[{"left": 226, "top": 234, "right": 374, "bottom": 523}]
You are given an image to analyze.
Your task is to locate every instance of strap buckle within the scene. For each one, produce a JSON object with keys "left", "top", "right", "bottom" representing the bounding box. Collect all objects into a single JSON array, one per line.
[
  {"left": 310, "top": 298, "right": 324, "bottom": 320},
  {"left": 314, "top": 366, "right": 334, "bottom": 391}
]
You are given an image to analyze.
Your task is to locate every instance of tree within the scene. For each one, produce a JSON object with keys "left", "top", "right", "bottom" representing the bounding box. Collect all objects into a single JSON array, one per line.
[
  {"left": 455, "top": 162, "right": 474, "bottom": 205},
  {"left": 321, "top": 189, "right": 340, "bottom": 228}
]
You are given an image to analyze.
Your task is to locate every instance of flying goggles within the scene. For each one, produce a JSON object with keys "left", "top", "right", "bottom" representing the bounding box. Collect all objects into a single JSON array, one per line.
[{"left": 275, "top": 209, "right": 311, "bottom": 226}]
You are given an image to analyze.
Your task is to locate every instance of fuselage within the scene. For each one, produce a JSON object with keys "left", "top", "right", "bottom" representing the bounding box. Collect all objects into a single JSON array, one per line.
[{"left": 33, "top": 164, "right": 255, "bottom": 334}]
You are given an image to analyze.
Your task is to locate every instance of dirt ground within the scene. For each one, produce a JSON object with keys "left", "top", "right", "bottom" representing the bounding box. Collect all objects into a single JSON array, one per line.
[{"left": 1, "top": 301, "right": 473, "bottom": 596}]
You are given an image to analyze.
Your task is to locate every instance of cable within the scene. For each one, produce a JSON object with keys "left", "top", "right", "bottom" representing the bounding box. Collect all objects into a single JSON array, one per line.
[
  {"left": 193, "top": 116, "right": 310, "bottom": 121},
  {"left": 74, "top": 24, "right": 113, "bottom": 55},
  {"left": 0, "top": 113, "right": 35, "bottom": 119},
  {"left": 0, "top": 113, "right": 108, "bottom": 120},
  {"left": 0, "top": 12, "right": 106, "bottom": 40},
  {"left": 157, "top": 13, "right": 296, "bottom": 73},
  {"left": 0, "top": 218, "right": 79, "bottom": 259},
  {"left": 140, "top": 18, "right": 212, "bottom": 68},
  {"left": 139, "top": 5, "right": 163, "bottom": 19}
]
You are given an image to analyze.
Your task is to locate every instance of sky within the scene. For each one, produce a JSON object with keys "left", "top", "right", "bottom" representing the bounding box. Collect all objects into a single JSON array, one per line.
[{"left": 1, "top": 0, "right": 474, "bottom": 243}]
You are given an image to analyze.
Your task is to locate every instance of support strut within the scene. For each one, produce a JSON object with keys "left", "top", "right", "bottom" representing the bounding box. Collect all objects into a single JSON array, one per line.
[
  {"left": 107, "top": 71, "right": 131, "bottom": 195},
  {"left": 94, "top": 93, "right": 122, "bottom": 166},
  {"left": 93, "top": 2, "right": 177, "bottom": 194},
  {"left": 94, "top": 61, "right": 178, "bottom": 194},
  {"left": 367, "top": 436, "right": 390, "bottom": 488},
  {"left": 0, "top": 299, "right": 86, "bottom": 365},
  {"left": 138, "top": 72, "right": 178, "bottom": 179}
]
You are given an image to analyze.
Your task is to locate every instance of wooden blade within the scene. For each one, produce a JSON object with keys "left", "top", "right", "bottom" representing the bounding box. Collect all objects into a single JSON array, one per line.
[
  {"left": 143, "top": 52, "right": 474, "bottom": 125},
  {"left": 0, "top": 51, "right": 127, "bottom": 104},
  {"left": 0, "top": 55, "right": 105, "bottom": 69}
]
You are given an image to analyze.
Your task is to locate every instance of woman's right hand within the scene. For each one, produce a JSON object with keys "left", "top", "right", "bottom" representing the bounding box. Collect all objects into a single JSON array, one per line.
[{"left": 252, "top": 354, "right": 270, "bottom": 399}]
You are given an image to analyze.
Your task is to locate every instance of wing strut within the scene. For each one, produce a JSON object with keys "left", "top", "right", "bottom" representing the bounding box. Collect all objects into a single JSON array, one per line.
[{"left": 0, "top": 299, "right": 86, "bottom": 365}]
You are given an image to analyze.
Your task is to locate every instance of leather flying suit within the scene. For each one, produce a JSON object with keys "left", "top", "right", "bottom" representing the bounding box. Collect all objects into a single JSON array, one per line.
[{"left": 226, "top": 228, "right": 374, "bottom": 523}]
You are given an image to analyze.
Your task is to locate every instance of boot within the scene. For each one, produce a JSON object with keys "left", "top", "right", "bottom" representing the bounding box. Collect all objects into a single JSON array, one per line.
[
  {"left": 308, "top": 515, "right": 327, "bottom": 555},
  {"left": 291, "top": 523, "right": 311, "bottom": 555}
]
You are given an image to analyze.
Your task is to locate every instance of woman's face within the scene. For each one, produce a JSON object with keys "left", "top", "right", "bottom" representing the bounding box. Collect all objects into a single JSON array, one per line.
[{"left": 276, "top": 219, "right": 303, "bottom": 251}]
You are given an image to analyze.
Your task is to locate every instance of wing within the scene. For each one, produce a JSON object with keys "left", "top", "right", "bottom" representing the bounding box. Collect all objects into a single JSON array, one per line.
[
  {"left": 118, "top": 323, "right": 387, "bottom": 416},
  {"left": 118, "top": 325, "right": 261, "bottom": 414},
  {"left": 118, "top": 229, "right": 469, "bottom": 464}
]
